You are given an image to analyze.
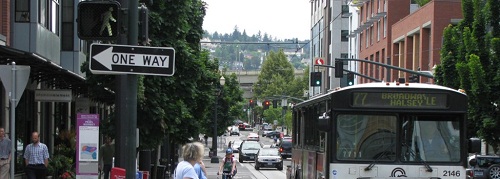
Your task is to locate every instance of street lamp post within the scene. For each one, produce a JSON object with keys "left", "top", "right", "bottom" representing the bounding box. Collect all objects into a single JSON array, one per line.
[{"left": 211, "top": 76, "right": 226, "bottom": 163}]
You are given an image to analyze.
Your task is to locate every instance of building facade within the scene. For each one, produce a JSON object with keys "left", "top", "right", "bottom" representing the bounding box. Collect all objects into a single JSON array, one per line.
[
  {"left": 0, "top": 0, "right": 110, "bottom": 177},
  {"left": 391, "top": 0, "right": 462, "bottom": 83},
  {"left": 350, "top": 0, "right": 462, "bottom": 84},
  {"left": 310, "top": 0, "right": 351, "bottom": 97}
]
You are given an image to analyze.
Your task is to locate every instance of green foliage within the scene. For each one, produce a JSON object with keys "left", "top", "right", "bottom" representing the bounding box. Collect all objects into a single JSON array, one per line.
[
  {"left": 254, "top": 50, "right": 305, "bottom": 100},
  {"left": 414, "top": 0, "right": 431, "bottom": 7},
  {"left": 262, "top": 107, "right": 283, "bottom": 125},
  {"left": 437, "top": 0, "right": 500, "bottom": 152},
  {"left": 48, "top": 144, "right": 75, "bottom": 178},
  {"left": 204, "top": 29, "right": 310, "bottom": 71}
]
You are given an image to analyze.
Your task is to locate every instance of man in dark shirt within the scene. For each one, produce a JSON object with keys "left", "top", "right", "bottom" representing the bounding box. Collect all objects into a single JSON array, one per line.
[{"left": 99, "top": 136, "right": 114, "bottom": 179}]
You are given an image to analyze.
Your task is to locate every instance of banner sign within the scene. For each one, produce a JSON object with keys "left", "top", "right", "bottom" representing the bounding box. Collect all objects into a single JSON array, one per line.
[
  {"left": 34, "top": 89, "right": 72, "bottom": 102},
  {"left": 76, "top": 113, "right": 100, "bottom": 179}
]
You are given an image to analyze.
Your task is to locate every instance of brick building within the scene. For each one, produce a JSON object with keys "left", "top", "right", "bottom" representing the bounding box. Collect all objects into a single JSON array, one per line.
[{"left": 352, "top": 0, "right": 462, "bottom": 84}]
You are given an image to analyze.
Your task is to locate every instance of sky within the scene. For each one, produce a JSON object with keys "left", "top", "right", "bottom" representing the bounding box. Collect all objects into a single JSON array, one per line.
[{"left": 202, "top": 0, "right": 311, "bottom": 41}]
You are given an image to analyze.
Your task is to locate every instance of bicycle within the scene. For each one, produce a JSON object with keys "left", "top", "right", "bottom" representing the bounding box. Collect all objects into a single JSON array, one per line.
[{"left": 216, "top": 171, "right": 233, "bottom": 179}]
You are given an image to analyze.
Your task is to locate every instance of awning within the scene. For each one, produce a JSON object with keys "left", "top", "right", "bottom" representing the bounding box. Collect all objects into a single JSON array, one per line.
[{"left": 0, "top": 45, "right": 87, "bottom": 95}]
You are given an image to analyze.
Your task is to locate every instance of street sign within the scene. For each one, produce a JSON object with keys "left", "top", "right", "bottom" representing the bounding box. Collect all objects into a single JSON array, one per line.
[
  {"left": 315, "top": 57, "right": 324, "bottom": 65},
  {"left": 90, "top": 44, "right": 175, "bottom": 76}
]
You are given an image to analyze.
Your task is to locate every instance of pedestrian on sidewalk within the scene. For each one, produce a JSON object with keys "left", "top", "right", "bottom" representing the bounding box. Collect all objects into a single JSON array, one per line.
[
  {"left": 99, "top": 136, "right": 114, "bottom": 179},
  {"left": 203, "top": 135, "right": 208, "bottom": 146},
  {"left": 174, "top": 142, "right": 204, "bottom": 179},
  {"left": 24, "top": 131, "right": 49, "bottom": 179},
  {"left": 193, "top": 161, "right": 207, "bottom": 179},
  {"left": 0, "top": 127, "right": 12, "bottom": 179}
]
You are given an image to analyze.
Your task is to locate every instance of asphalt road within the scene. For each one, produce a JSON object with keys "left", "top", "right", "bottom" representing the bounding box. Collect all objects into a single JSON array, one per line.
[{"left": 203, "top": 129, "right": 290, "bottom": 179}]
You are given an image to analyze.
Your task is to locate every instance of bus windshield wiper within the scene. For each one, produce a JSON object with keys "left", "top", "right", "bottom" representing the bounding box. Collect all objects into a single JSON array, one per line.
[
  {"left": 365, "top": 141, "right": 395, "bottom": 171},
  {"left": 402, "top": 142, "right": 433, "bottom": 172}
]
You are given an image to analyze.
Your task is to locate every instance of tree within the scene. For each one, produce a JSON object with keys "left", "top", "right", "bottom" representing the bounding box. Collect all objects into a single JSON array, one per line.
[
  {"left": 437, "top": 0, "right": 500, "bottom": 152},
  {"left": 254, "top": 50, "right": 295, "bottom": 99}
]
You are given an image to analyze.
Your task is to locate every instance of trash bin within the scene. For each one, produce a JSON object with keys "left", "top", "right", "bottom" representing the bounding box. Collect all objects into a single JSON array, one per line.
[{"left": 150, "top": 164, "right": 166, "bottom": 179}]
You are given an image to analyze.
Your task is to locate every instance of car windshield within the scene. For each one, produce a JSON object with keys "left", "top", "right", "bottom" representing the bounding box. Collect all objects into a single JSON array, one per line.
[
  {"left": 242, "top": 142, "right": 261, "bottom": 150},
  {"left": 259, "top": 149, "right": 279, "bottom": 156}
]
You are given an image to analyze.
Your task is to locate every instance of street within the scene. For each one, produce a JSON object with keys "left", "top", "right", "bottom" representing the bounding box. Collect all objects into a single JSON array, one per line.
[{"left": 203, "top": 128, "right": 290, "bottom": 179}]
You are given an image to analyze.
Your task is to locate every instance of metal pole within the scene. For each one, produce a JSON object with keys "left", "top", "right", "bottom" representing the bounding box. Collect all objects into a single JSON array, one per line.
[
  {"left": 211, "top": 87, "right": 219, "bottom": 163},
  {"left": 10, "top": 62, "right": 16, "bottom": 179},
  {"left": 115, "top": 0, "right": 138, "bottom": 178}
]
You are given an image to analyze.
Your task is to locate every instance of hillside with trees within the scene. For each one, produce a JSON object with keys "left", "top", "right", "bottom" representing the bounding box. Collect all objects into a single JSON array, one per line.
[{"left": 202, "top": 27, "right": 310, "bottom": 71}]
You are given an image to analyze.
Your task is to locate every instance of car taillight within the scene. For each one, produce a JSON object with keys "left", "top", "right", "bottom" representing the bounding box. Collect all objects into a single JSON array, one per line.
[{"left": 280, "top": 147, "right": 283, "bottom": 152}]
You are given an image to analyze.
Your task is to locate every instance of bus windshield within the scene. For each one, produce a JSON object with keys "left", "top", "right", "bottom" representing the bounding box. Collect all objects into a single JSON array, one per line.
[
  {"left": 337, "top": 114, "right": 397, "bottom": 161},
  {"left": 401, "top": 117, "right": 461, "bottom": 162},
  {"left": 336, "top": 114, "right": 461, "bottom": 162}
]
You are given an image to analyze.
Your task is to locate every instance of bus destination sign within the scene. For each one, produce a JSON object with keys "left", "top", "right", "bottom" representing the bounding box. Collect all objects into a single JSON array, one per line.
[{"left": 352, "top": 92, "right": 448, "bottom": 109}]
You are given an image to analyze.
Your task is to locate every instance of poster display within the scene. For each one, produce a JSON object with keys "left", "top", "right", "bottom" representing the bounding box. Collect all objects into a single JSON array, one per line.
[{"left": 76, "top": 113, "right": 100, "bottom": 179}]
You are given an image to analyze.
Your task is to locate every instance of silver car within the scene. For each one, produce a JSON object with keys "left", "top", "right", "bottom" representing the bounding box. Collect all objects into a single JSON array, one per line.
[{"left": 254, "top": 148, "right": 283, "bottom": 170}]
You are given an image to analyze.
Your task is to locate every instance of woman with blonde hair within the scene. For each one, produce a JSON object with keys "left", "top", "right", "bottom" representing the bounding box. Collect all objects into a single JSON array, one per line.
[{"left": 174, "top": 142, "right": 204, "bottom": 179}]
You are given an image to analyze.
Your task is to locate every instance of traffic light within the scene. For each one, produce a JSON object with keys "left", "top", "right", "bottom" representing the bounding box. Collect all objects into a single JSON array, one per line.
[
  {"left": 272, "top": 100, "right": 278, "bottom": 108},
  {"left": 409, "top": 74, "right": 420, "bottom": 83},
  {"left": 77, "top": 1, "right": 121, "bottom": 40},
  {"left": 335, "top": 60, "right": 343, "bottom": 78},
  {"left": 263, "top": 100, "right": 270, "bottom": 110},
  {"left": 310, "top": 72, "right": 322, "bottom": 86},
  {"left": 347, "top": 72, "right": 355, "bottom": 86},
  {"left": 249, "top": 99, "right": 255, "bottom": 108}
]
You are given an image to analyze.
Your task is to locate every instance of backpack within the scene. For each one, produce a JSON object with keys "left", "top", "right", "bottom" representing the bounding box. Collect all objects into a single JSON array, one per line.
[{"left": 222, "top": 157, "right": 237, "bottom": 176}]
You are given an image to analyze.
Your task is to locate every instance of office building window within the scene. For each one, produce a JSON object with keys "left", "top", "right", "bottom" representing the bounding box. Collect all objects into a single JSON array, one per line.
[
  {"left": 16, "top": 0, "right": 30, "bottom": 22},
  {"left": 39, "top": 0, "right": 59, "bottom": 34},
  {"left": 366, "top": 28, "right": 369, "bottom": 48},
  {"left": 341, "top": 30, "right": 348, "bottom": 42},
  {"left": 370, "top": 26, "right": 373, "bottom": 45},
  {"left": 384, "top": 16, "right": 387, "bottom": 37},
  {"left": 377, "top": 20, "right": 380, "bottom": 41},
  {"left": 342, "top": 5, "right": 349, "bottom": 17},
  {"left": 61, "top": 0, "right": 74, "bottom": 51}
]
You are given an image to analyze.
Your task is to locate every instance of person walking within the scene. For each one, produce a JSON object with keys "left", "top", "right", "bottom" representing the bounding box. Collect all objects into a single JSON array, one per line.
[
  {"left": 193, "top": 161, "right": 207, "bottom": 179},
  {"left": 99, "top": 136, "right": 114, "bottom": 179},
  {"left": 0, "top": 127, "right": 12, "bottom": 179},
  {"left": 173, "top": 142, "right": 204, "bottom": 179},
  {"left": 24, "top": 131, "right": 49, "bottom": 179}
]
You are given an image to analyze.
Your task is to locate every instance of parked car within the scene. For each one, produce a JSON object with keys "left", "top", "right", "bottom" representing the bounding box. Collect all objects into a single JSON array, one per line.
[
  {"left": 231, "top": 140, "right": 243, "bottom": 153},
  {"left": 279, "top": 138, "right": 292, "bottom": 159},
  {"left": 230, "top": 127, "right": 240, "bottom": 136},
  {"left": 247, "top": 133, "right": 260, "bottom": 141},
  {"left": 254, "top": 148, "right": 283, "bottom": 170},
  {"left": 467, "top": 155, "right": 500, "bottom": 179},
  {"left": 238, "top": 140, "right": 262, "bottom": 162}
]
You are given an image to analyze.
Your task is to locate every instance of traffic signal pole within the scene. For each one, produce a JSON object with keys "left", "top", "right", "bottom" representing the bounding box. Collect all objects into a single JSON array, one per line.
[
  {"left": 315, "top": 58, "right": 434, "bottom": 83},
  {"left": 115, "top": 0, "right": 138, "bottom": 178},
  {"left": 315, "top": 64, "right": 381, "bottom": 82},
  {"left": 335, "top": 58, "right": 434, "bottom": 78}
]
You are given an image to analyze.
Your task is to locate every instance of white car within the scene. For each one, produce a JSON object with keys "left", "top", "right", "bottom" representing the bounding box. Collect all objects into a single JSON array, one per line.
[{"left": 247, "top": 133, "right": 260, "bottom": 141}]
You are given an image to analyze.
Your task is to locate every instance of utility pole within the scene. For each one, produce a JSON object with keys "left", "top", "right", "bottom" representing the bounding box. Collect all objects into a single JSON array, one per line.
[{"left": 115, "top": 0, "right": 138, "bottom": 178}]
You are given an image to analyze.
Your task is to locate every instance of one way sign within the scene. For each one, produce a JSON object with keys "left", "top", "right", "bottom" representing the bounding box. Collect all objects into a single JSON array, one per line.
[{"left": 90, "top": 44, "right": 175, "bottom": 76}]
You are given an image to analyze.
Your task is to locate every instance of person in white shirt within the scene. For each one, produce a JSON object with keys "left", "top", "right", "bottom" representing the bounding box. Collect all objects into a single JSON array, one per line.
[{"left": 174, "top": 142, "right": 204, "bottom": 179}]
